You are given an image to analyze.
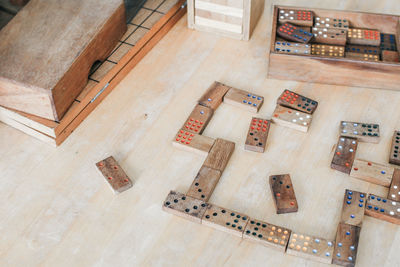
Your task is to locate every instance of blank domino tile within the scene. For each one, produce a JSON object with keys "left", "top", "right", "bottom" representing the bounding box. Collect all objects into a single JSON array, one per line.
[
  {"left": 287, "top": 232, "right": 334, "bottom": 264},
  {"left": 332, "top": 222, "right": 361, "bottom": 267},
  {"left": 182, "top": 104, "right": 213, "bottom": 134},
  {"left": 314, "top": 17, "right": 349, "bottom": 30},
  {"left": 276, "top": 89, "right": 318, "bottom": 114},
  {"left": 311, "top": 27, "right": 347, "bottom": 46},
  {"left": 96, "top": 156, "right": 133, "bottom": 194},
  {"left": 347, "top": 28, "right": 381, "bottom": 46},
  {"left": 382, "top": 50, "right": 399, "bottom": 62},
  {"left": 198, "top": 81, "right": 231, "bottom": 110},
  {"left": 340, "top": 189, "right": 366, "bottom": 227},
  {"left": 223, "top": 88, "right": 264, "bottom": 113},
  {"left": 172, "top": 129, "right": 215, "bottom": 156},
  {"left": 278, "top": 9, "right": 313, "bottom": 26},
  {"left": 350, "top": 159, "right": 394, "bottom": 187},
  {"left": 269, "top": 174, "right": 298, "bottom": 214},
  {"left": 271, "top": 105, "right": 312, "bottom": 132},
  {"left": 244, "top": 117, "right": 271, "bottom": 153},
  {"left": 345, "top": 45, "right": 380, "bottom": 55},
  {"left": 274, "top": 41, "right": 311, "bottom": 55},
  {"left": 365, "top": 194, "right": 400, "bottom": 225},
  {"left": 243, "top": 219, "right": 291, "bottom": 252},
  {"left": 388, "top": 169, "right": 400, "bottom": 201},
  {"left": 339, "top": 121, "right": 380, "bottom": 143},
  {"left": 203, "top": 138, "right": 235, "bottom": 172},
  {"left": 345, "top": 52, "right": 379, "bottom": 62},
  {"left": 331, "top": 137, "right": 358, "bottom": 174},
  {"left": 277, "top": 23, "right": 314, "bottom": 43},
  {"left": 186, "top": 166, "right": 222, "bottom": 201},
  {"left": 311, "top": 44, "right": 344, "bottom": 57},
  {"left": 202, "top": 205, "right": 249, "bottom": 237},
  {"left": 162, "top": 191, "right": 208, "bottom": 223},
  {"left": 389, "top": 131, "right": 400, "bottom": 165}
]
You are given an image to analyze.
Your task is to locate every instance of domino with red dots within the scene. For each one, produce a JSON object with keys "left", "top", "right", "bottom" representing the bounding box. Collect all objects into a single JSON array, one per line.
[
  {"left": 96, "top": 156, "right": 133, "bottom": 194},
  {"left": 278, "top": 9, "right": 314, "bottom": 27},
  {"left": 162, "top": 191, "right": 208, "bottom": 223},
  {"left": 271, "top": 105, "right": 312, "bottom": 132},
  {"left": 223, "top": 88, "right": 264, "bottom": 113},
  {"left": 198, "top": 81, "right": 231, "bottom": 110},
  {"left": 331, "top": 136, "right": 358, "bottom": 174},
  {"left": 349, "top": 159, "right": 394, "bottom": 187},
  {"left": 186, "top": 166, "right": 222, "bottom": 202},
  {"left": 388, "top": 169, "right": 400, "bottom": 201},
  {"left": 347, "top": 28, "right": 381, "bottom": 46},
  {"left": 245, "top": 117, "right": 271, "bottom": 153},
  {"left": 172, "top": 129, "right": 215, "bottom": 156},
  {"left": 365, "top": 194, "right": 400, "bottom": 225},
  {"left": 276, "top": 89, "right": 318, "bottom": 114},
  {"left": 269, "top": 174, "right": 298, "bottom": 214},
  {"left": 277, "top": 23, "right": 314, "bottom": 43},
  {"left": 182, "top": 104, "right": 213, "bottom": 134},
  {"left": 340, "top": 189, "right": 366, "bottom": 227},
  {"left": 332, "top": 222, "right": 361, "bottom": 267}
]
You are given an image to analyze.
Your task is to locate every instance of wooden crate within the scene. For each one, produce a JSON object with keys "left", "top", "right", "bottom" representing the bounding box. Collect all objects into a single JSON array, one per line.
[
  {"left": 187, "top": 0, "right": 264, "bottom": 40},
  {"left": 268, "top": 6, "right": 400, "bottom": 90}
]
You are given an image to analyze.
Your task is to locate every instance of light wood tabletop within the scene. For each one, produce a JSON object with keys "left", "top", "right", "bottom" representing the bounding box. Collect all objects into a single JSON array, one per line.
[{"left": 1, "top": 0, "right": 400, "bottom": 266}]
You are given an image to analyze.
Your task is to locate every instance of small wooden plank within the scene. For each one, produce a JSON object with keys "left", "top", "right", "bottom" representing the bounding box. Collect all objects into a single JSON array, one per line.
[
  {"left": 271, "top": 105, "right": 312, "bottom": 132},
  {"left": 96, "top": 156, "right": 133, "bottom": 194},
  {"left": 311, "top": 27, "right": 347, "bottom": 46},
  {"left": 186, "top": 166, "right": 222, "bottom": 201},
  {"left": 345, "top": 45, "right": 380, "bottom": 55},
  {"left": 182, "top": 104, "right": 213, "bottom": 134},
  {"left": 244, "top": 117, "right": 271, "bottom": 153},
  {"left": 223, "top": 88, "right": 264, "bottom": 113},
  {"left": 380, "top": 33, "right": 397, "bottom": 51},
  {"left": 162, "top": 191, "right": 208, "bottom": 224},
  {"left": 332, "top": 222, "right": 361, "bottom": 267},
  {"left": 269, "top": 174, "right": 298, "bottom": 214},
  {"left": 347, "top": 28, "right": 381, "bottom": 46},
  {"left": 276, "top": 89, "right": 318, "bottom": 114},
  {"left": 277, "top": 23, "right": 314, "bottom": 43},
  {"left": 278, "top": 9, "right": 313, "bottom": 26},
  {"left": 339, "top": 121, "right": 380, "bottom": 143},
  {"left": 331, "top": 137, "right": 358, "bottom": 174},
  {"left": 198, "top": 81, "right": 231, "bottom": 110},
  {"left": 172, "top": 129, "right": 215, "bottom": 156},
  {"left": 389, "top": 130, "right": 400, "bottom": 166},
  {"left": 203, "top": 138, "right": 235, "bottom": 172},
  {"left": 340, "top": 189, "right": 366, "bottom": 227},
  {"left": 349, "top": 159, "right": 394, "bottom": 187},
  {"left": 345, "top": 52, "right": 379, "bottom": 62},
  {"left": 388, "top": 169, "right": 400, "bottom": 201},
  {"left": 274, "top": 40, "right": 311, "bottom": 55},
  {"left": 382, "top": 50, "right": 399, "bottom": 62},
  {"left": 314, "top": 17, "right": 349, "bottom": 30},
  {"left": 311, "top": 44, "right": 345, "bottom": 57},
  {"left": 365, "top": 194, "right": 400, "bottom": 225}
]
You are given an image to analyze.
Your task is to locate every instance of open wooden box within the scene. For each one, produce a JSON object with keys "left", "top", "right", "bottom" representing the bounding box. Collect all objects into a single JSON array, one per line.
[{"left": 267, "top": 5, "right": 400, "bottom": 90}]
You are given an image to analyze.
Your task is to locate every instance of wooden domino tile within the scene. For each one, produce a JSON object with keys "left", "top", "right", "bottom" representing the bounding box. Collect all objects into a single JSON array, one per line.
[
  {"left": 278, "top": 9, "right": 313, "bottom": 27},
  {"left": 380, "top": 33, "right": 398, "bottom": 51},
  {"left": 274, "top": 40, "right": 311, "bottom": 55},
  {"left": 162, "top": 191, "right": 208, "bottom": 223},
  {"left": 347, "top": 28, "right": 381, "bottom": 46},
  {"left": 332, "top": 222, "right": 361, "bottom": 267},
  {"left": 277, "top": 23, "right": 314, "bottom": 43},
  {"left": 243, "top": 219, "right": 291, "bottom": 252},
  {"left": 96, "top": 156, "right": 133, "bottom": 194},
  {"left": 311, "top": 27, "right": 347, "bottom": 46},
  {"left": 339, "top": 121, "right": 380, "bottom": 143},
  {"left": 271, "top": 105, "right": 312, "bottom": 132},
  {"left": 223, "top": 88, "right": 264, "bottom": 113},
  {"left": 186, "top": 166, "right": 222, "bottom": 201},
  {"left": 311, "top": 44, "right": 345, "bottom": 57},
  {"left": 349, "top": 159, "right": 394, "bottom": 187},
  {"left": 331, "top": 137, "right": 358, "bottom": 174},
  {"left": 388, "top": 169, "right": 400, "bottom": 201},
  {"left": 276, "top": 89, "right": 318, "bottom": 114},
  {"left": 203, "top": 138, "right": 235, "bottom": 172},
  {"left": 244, "top": 117, "right": 271, "bottom": 153},
  {"left": 269, "top": 174, "right": 298, "bottom": 214},
  {"left": 365, "top": 194, "right": 400, "bottom": 225},
  {"left": 198, "top": 81, "right": 231, "bottom": 110},
  {"left": 182, "top": 104, "right": 213, "bottom": 134},
  {"left": 314, "top": 17, "right": 349, "bottom": 30},
  {"left": 172, "top": 129, "right": 215, "bottom": 156},
  {"left": 345, "top": 52, "right": 379, "bottom": 62},
  {"left": 389, "top": 131, "right": 400, "bottom": 165},
  {"left": 202, "top": 204, "right": 249, "bottom": 237},
  {"left": 382, "top": 50, "right": 399, "bottom": 62},
  {"left": 340, "top": 189, "right": 366, "bottom": 227},
  {"left": 345, "top": 45, "right": 380, "bottom": 55},
  {"left": 287, "top": 232, "right": 334, "bottom": 264}
]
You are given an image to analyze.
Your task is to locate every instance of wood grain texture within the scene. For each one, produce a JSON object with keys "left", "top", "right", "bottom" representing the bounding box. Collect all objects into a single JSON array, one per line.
[
  {"left": 389, "top": 131, "right": 400, "bottom": 166},
  {"left": 96, "top": 156, "right": 133, "bottom": 194},
  {"left": 339, "top": 121, "right": 380, "bottom": 143},
  {"left": 350, "top": 159, "right": 394, "bottom": 187},
  {"left": 223, "top": 87, "right": 264, "bottom": 113},
  {"left": 162, "top": 191, "right": 208, "bottom": 223},
  {"left": 332, "top": 222, "right": 361, "bottom": 267},
  {"left": 172, "top": 129, "right": 215, "bottom": 156},
  {"left": 198, "top": 81, "right": 231, "bottom": 110},
  {"left": 276, "top": 89, "right": 318, "bottom": 114},
  {"left": 278, "top": 9, "right": 313, "bottom": 26},
  {"left": 269, "top": 174, "right": 298, "bottom": 214},
  {"left": 340, "top": 189, "right": 366, "bottom": 227},
  {"left": 331, "top": 137, "right": 358, "bottom": 174},
  {"left": 347, "top": 28, "right": 381, "bottom": 46},
  {"left": 203, "top": 138, "right": 235, "bottom": 172},
  {"left": 271, "top": 105, "right": 312, "bottom": 132},
  {"left": 182, "top": 104, "right": 213, "bottom": 134},
  {"left": 244, "top": 117, "right": 271, "bottom": 153},
  {"left": 345, "top": 52, "right": 379, "bottom": 62},
  {"left": 274, "top": 40, "right": 311, "bottom": 55},
  {"left": 311, "top": 44, "right": 345, "bottom": 57},
  {"left": 365, "top": 194, "right": 400, "bottom": 225},
  {"left": 311, "top": 27, "right": 347, "bottom": 46},
  {"left": 186, "top": 166, "right": 222, "bottom": 201},
  {"left": 388, "top": 169, "right": 400, "bottom": 201},
  {"left": 277, "top": 23, "right": 314, "bottom": 43}
]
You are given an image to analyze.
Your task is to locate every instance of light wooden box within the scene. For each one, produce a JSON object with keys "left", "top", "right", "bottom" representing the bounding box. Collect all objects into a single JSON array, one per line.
[
  {"left": 268, "top": 6, "right": 400, "bottom": 90},
  {"left": 187, "top": 0, "right": 264, "bottom": 40}
]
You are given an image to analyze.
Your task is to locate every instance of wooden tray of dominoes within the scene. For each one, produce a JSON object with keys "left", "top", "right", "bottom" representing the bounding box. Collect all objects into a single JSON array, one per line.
[{"left": 268, "top": 6, "right": 400, "bottom": 91}]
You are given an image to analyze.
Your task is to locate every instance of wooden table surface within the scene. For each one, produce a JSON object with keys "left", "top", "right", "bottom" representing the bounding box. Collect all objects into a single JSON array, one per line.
[{"left": 1, "top": 0, "right": 400, "bottom": 266}]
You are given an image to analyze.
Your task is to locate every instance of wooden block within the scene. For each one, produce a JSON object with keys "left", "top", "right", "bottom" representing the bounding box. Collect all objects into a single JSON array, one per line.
[
  {"left": 382, "top": 50, "right": 399, "bottom": 62},
  {"left": 198, "top": 81, "right": 231, "bottom": 110},
  {"left": 365, "top": 194, "right": 400, "bottom": 225},
  {"left": 311, "top": 44, "right": 345, "bottom": 57},
  {"left": 277, "top": 23, "right": 314, "bottom": 43},
  {"left": 244, "top": 117, "right": 271, "bottom": 153},
  {"left": 311, "top": 27, "right": 347, "bottom": 46},
  {"left": 388, "top": 169, "right": 400, "bottom": 201},
  {"left": 271, "top": 105, "right": 312, "bottom": 132},
  {"left": 347, "top": 28, "right": 381, "bottom": 46},
  {"left": 332, "top": 222, "right": 361, "bottom": 267},
  {"left": 162, "top": 191, "right": 208, "bottom": 223},
  {"left": 276, "top": 89, "right": 318, "bottom": 114},
  {"left": 389, "top": 131, "right": 400, "bottom": 166},
  {"left": 269, "top": 174, "right": 298, "bottom": 214},
  {"left": 314, "top": 17, "right": 349, "bottom": 30},
  {"left": 203, "top": 138, "right": 235, "bottom": 172},
  {"left": 172, "top": 129, "right": 215, "bottom": 156},
  {"left": 331, "top": 137, "right": 358, "bottom": 174},
  {"left": 380, "top": 33, "right": 397, "bottom": 51},
  {"left": 223, "top": 88, "right": 264, "bottom": 113},
  {"left": 340, "top": 189, "right": 366, "bottom": 227},
  {"left": 287, "top": 232, "right": 334, "bottom": 264},
  {"left": 278, "top": 9, "right": 313, "bottom": 27},
  {"left": 202, "top": 204, "right": 249, "bottom": 237},
  {"left": 350, "top": 159, "right": 394, "bottom": 187},
  {"left": 345, "top": 45, "right": 380, "bottom": 55},
  {"left": 96, "top": 156, "right": 133, "bottom": 194},
  {"left": 340, "top": 121, "right": 380, "bottom": 143},
  {"left": 274, "top": 40, "right": 311, "bottom": 55},
  {"left": 182, "top": 104, "right": 213, "bottom": 134},
  {"left": 345, "top": 52, "right": 379, "bottom": 62},
  {"left": 186, "top": 166, "right": 222, "bottom": 201}
]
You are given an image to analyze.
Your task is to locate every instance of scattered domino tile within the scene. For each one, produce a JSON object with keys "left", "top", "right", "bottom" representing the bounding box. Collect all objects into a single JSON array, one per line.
[
  {"left": 182, "top": 104, "right": 213, "bottom": 134},
  {"left": 330, "top": 137, "right": 358, "bottom": 174},
  {"left": 172, "top": 129, "right": 215, "bottom": 156},
  {"left": 380, "top": 33, "right": 397, "bottom": 51},
  {"left": 389, "top": 130, "right": 400, "bottom": 165},
  {"left": 198, "top": 81, "right": 231, "bottom": 110},
  {"left": 388, "top": 169, "right": 400, "bottom": 201},
  {"left": 339, "top": 121, "right": 380, "bottom": 143},
  {"left": 202, "top": 204, "right": 249, "bottom": 237},
  {"left": 223, "top": 88, "right": 264, "bottom": 113},
  {"left": 271, "top": 105, "right": 312, "bottom": 132},
  {"left": 345, "top": 52, "right": 379, "bottom": 62},
  {"left": 345, "top": 45, "right": 380, "bottom": 55},
  {"left": 347, "top": 28, "right": 381, "bottom": 46},
  {"left": 311, "top": 44, "right": 345, "bottom": 57},
  {"left": 340, "top": 189, "right": 366, "bottom": 227},
  {"left": 276, "top": 89, "right": 318, "bottom": 114},
  {"left": 332, "top": 222, "right": 361, "bottom": 267},
  {"left": 162, "top": 191, "right": 208, "bottom": 224},
  {"left": 277, "top": 23, "right": 314, "bottom": 43},
  {"left": 311, "top": 27, "right": 347, "bottom": 46},
  {"left": 203, "top": 138, "right": 235, "bottom": 172},
  {"left": 365, "top": 194, "right": 400, "bottom": 225},
  {"left": 186, "top": 166, "right": 222, "bottom": 201},
  {"left": 244, "top": 117, "right": 271, "bottom": 153},
  {"left": 349, "top": 159, "right": 394, "bottom": 187},
  {"left": 314, "top": 17, "right": 349, "bottom": 30},
  {"left": 243, "top": 219, "right": 291, "bottom": 252},
  {"left": 96, "top": 156, "right": 133, "bottom": 194},
  {"left": 278, "top": 9, "right": 313, "bottom": 26},
  {"left": 382, "top": 50, "right": 399, "bottom": 62},
  {"left": 274, "top": 41, "right": 311, "bottom": 55},
  {"left": 269, "top": 174, "right": 298, "bottom": 214},
  {"left": 287, "top": 232, "right": 334, "bottom": 264}
]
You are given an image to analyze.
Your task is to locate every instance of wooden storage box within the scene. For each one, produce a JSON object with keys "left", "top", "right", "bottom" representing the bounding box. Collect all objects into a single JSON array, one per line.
[
  {"left": 268, "top": 5, "right": 400, "bottom": 90},
  {"left": 187, "top": 0, "right": 264, "bottom": 40}
]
